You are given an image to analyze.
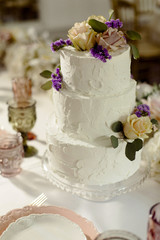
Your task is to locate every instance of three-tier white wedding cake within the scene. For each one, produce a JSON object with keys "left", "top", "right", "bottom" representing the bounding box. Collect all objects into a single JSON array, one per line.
[{"left": 43, "top": 15, "right": 153, "bottom": 187}]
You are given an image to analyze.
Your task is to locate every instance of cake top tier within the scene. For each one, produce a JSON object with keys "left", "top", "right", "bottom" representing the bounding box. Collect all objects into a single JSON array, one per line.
[{"left": 60, "top": 45, "right": 131, "bottom": 96}]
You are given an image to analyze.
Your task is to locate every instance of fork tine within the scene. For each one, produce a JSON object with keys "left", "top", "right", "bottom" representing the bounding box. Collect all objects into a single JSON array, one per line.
[
  {"left": 30, "top": 193, "right": 44, "bottom": 205},
  {"left": 30, "top": 193, "right": 47, "bottom": 206},
  {"left": 34, "top": 196, "right": 47, "bottom": 206}
]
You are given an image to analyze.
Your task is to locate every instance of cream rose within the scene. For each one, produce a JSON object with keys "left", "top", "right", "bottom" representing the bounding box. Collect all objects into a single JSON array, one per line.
[
  {"left": 87, "top": 15, "right": 107, "bottom": 23},
  {"left": 123, "top": 114, "right": 152, "bottom": 139},
  {"left": 96, "top": 27, "right": 127, "bottom": 51},
  {"left": 68, "top": 21, "right": 96, "bottom": 51}
]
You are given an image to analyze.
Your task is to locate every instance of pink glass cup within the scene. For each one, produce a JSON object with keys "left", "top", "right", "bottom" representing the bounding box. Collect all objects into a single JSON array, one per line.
[
  {"left": 148, "top": 203, "right": 160, "bottom": 240},
  {"left": 0, "top": 132, "right": 24, "bottom": 177},
  {"left": 12, "top": 77, "right": 32, "bottom": 103}
]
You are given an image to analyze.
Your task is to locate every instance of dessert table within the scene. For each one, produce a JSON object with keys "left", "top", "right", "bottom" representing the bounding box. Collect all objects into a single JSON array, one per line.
[{"left": 0, "top": 70, "right": 160, "bottom": 240}]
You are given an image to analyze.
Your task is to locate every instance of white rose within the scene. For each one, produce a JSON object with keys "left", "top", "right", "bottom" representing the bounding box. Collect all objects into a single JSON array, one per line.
[{"left": 68, "top": 22, "right": 96, "bottom": 51}]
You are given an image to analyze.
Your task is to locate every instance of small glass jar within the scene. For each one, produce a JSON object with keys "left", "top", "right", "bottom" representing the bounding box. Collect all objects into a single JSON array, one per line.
[
  {"left": 147, "top": 203, "right": 160, "bottom": 240},
  {"left": 0, "top": 132, "right": 24, "bottom": 177},
  {"left": 95, "top": 230, "right": 141, "bottom": 240}
]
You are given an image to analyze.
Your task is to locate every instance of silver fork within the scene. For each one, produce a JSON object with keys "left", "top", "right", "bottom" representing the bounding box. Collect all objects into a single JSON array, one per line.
[{"left": 30, "top": 193, "right": 47, "bottom": 207}]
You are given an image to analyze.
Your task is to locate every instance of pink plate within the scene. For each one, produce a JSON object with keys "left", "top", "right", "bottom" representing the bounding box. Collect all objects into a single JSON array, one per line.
[{"left": 0, "top": 205, "right": 99, "bottom": 240}]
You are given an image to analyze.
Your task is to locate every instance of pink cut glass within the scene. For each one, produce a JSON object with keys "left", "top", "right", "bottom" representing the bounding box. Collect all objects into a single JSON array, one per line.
[
  {"left": 12, "top": 77, "right": 32, "bottom": 102},
  {"left": 0, "top": 131, "right": 24, "bottom": 177},
  {"left": 148, "top": 203, "right": 160, "bottom": 240}
]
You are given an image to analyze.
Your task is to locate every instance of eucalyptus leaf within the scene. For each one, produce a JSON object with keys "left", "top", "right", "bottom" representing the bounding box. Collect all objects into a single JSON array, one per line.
[
  {"left": 41, "top": 80, "right": 52, "bottom": 90},
  {"left": 130, "top": 44, "right": 140, "bottom": 60},
  {"left": 125, "top": 142, "right": 136, "bottom": 161},
  {"left": 40, "top": 70, "right": 52, "bottom": 79},
  {"left": 88, "top": 19, "right": 107, "bottom": 33},
  {"left": 111, "top": 121, "right": 123, "bottom": 132},
  {"left": 151, "top": 118, "right": 158, "bottom": 125},
  {"left": 132, "top": 138, "right": 143, "bottom": 151},
  {"left": 126, "top": 30, "right": 141, "bottom": 40},
  {"left": 110, "top": 135, "right": 119, "bottom": 148},
  {"left": 109, "top": 9, "right": 114, "bottom": 20}
]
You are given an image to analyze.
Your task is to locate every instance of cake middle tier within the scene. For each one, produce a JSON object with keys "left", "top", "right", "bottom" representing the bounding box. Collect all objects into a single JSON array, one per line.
[{"left": 52, "top": 80, "right": 136, "bottom": 142}]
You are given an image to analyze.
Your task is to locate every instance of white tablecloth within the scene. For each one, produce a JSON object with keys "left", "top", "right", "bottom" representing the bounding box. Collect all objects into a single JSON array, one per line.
[{"left": 0, "top": 70, "right": 160, "bottom": 240}]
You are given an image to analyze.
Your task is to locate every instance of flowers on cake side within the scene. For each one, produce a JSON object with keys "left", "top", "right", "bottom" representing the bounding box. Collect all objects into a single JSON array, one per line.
[
  {"left": 40, "top": 66, "right": 63, "bottom": 91},
  {"left": 40, "top": 10, "right": 141, "bottom": 91},
  {"left": 111, "top": 104, "right": 158, "bottom": 161},
  {"left": 136, "top": 83, "right": 160, "bottom": 123}
]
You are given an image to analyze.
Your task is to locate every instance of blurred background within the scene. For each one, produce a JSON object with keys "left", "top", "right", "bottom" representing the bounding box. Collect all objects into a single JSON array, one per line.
[{"left": 0, "top": 0, "right": 160, "bottom": 86}]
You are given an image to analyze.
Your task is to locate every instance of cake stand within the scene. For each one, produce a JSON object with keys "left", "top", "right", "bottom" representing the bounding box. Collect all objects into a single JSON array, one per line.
[{"left": 42, "top": 151, "right": 150, "bottom": 202}]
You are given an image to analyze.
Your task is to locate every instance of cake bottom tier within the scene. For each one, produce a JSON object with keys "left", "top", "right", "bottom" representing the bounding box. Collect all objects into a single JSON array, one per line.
[{"left": 46, "top": 115, "right": 141, "bottom": 186}]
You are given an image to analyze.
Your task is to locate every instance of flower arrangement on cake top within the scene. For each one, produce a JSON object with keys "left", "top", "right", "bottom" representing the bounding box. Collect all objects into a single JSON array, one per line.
[
  {"left": 40, "top": 10, "right": 141, "bottom": 91},
  {"left": 111, "top": 104, "right": 158, "bottom": 160}
]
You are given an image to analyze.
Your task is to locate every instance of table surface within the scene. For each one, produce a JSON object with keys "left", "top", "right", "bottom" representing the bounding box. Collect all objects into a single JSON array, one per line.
[{"left": 0, "top": 70, "right": 160, "bottom": 240}]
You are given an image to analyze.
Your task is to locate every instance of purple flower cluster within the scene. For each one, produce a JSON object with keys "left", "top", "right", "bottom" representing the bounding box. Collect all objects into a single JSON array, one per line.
[
  {"left": 51, "top": 38, "right": 72, "bottom": 52},
  {"left": 51, "top": 67, "right": 63, "bottom": 91},
  {"left": 105, "top": 19, "right": 123, "bottom": 29},
  {"left": 90, "top": 45, "right": 112, "bottom": 62},
  {"left": 134, "top": 104, "right": 151, "bottom": 117}
]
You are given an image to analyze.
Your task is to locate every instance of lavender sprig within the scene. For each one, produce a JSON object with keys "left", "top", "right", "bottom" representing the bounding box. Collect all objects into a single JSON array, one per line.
[
  {"left": 51, "top": 38, "right": 72, "bottom": 52},
  {"left": 105, "top": 19, "right": 123, "bottom": 29},
  {"left": 134, "top": 104, "right": 151, "bottom": 117},
  {"left": 90, "top": 44, "right": 112, "bottom": 62},
  {"left": 51, "top": 67, "right": 63, "bottom": 91}
]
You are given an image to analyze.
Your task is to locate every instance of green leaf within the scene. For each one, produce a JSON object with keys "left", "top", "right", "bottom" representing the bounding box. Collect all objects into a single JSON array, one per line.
[
  {"left": 125, "top": 142, "right": 136, "bottom": 161},
  {"left": 151, "top": 118, "right": 158, "bottom": 125},
  {"left": 132, "top": 138, "right": 143, "bottom": 151},
  {"left": 40, "top": 70, "right": 52, "bottom": 79},
  {"left": 111, "top": 121, "right": 123, "bottom": 132},
  {"left": 110, "top": 135, "right": 119, "bottom": 148},
  {"left": 109, "top": 9, "right": 114, "bottom": 20},
  {"left": 130, "top": 44, "right": 140, "bottom": 60},
  {"left": 41, "top": 80, "right": 52, "bottom": 90},
  {"left": 126, "top": 30, "right": 141, "bottom": 40},
  {"left": 88, "top": 19, "right": 107, "bottom": 33}
]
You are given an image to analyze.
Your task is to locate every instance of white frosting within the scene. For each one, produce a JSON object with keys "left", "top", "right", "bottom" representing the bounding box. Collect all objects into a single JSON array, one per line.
[
  {"left": 52, "top": 81, "right": 136, "bottom": 142},
  {"left": 46, "top": 45, "right": 141, "bottom": 186},
  {"left": 60, "top": 46, "right": 131, "bottom": 96},
  {"left": 46, "top": 115, "right": 141, "bottom": 185},
  {"left": 0, "top": 214, "right": 86, "bottom": 240}
]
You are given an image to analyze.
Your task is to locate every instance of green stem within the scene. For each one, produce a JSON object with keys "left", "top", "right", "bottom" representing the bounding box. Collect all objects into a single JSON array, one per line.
[{"left": 21, "top": 132, "right": 28, "bottom": 148}]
